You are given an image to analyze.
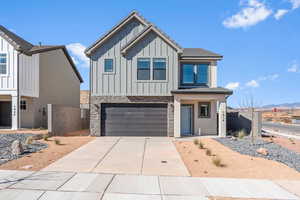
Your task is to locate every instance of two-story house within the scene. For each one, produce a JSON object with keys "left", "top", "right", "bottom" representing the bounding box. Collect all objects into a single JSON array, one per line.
[
  {"left": 85, "top": 11, "right": 232, "bottom": 137},
  {"left": 0, "top": 25, "right": 83, "bottom": 130}
]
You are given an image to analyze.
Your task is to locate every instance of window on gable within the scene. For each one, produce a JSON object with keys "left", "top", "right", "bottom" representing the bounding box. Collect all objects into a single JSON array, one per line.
[
  {"left": 0, "top": 53, "right": 7, "bottom": 75},
  {"left": 137, "top": 58, "right": 150, "bottom": 80},
  {"left": 104, "top": 59, "right": 113, "bottom": 72},
  {"left": 20, "top": 100, "right": 27, "bottom": 110},
  {"left": 153, "top": 58, "right": 166, "bottom": 80},
  {"left": 198, "top": 102, "right": 210, "bottom": 118}
]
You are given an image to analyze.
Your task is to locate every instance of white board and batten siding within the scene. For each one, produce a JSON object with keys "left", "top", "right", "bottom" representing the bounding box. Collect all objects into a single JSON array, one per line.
[
  {"left": 19, "top": 54, "right": 39, "bottom": 97},
  {"left": 90, "top": 19, "right": 178, "bottom": 96},
  {"left": 0, "top": 35, "right": 18, "bottom": 95},
  {"left": 0, "top": 35, "right": 39, "bottom": 98}
]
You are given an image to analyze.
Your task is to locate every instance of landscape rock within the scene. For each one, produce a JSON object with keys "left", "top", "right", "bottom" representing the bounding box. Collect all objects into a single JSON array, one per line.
[
  {"left": 11, "top": 140, "right": 24, "bottom": 155},
  {"left": 21, "top": 165, "right": 33, "bottom": 169},
  {"left": 256, "top": 148, "right": 268, "bottom": 156}
]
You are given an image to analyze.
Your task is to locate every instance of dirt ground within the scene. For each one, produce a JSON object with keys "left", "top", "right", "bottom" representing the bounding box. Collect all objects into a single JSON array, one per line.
[
  {"left": 0, "top": 130, "right": 94, "bottom": 171},
  {"left": 175, "top": 138, "right": 300, "bottom": 180},
  {"left": 263, "top": 136, "right": 300, "bottom": 154}
]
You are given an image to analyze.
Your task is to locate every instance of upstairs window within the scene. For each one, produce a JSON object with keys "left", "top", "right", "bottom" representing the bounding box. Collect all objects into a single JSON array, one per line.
[
  {"left": 0, "top": 53, "right": 7, "bottom": 75},
  {"left": 153, "top": 58, "right": 166, "bottom": 80},
  {"left": 104, "top": 59, "right": 113, "bottom": 72},
  {"left": 137, "top": 58, "right": 150, "bottom": 80},
  {"left": 198, "top": 102, "right": 210, "bottom": 118},
  {"left": 182, "top": 63, "right": 209, "bottom": 85}
]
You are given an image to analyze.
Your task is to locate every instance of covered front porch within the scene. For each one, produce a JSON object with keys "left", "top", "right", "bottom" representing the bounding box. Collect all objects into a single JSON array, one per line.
[{"left": 172, "top": 88, "right": 232, "bottom": 138}]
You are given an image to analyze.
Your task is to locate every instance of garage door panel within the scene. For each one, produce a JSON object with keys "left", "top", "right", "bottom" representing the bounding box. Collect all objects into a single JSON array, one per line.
[{"left": 101, "top": 103, "right": 168, "bottom": 136}]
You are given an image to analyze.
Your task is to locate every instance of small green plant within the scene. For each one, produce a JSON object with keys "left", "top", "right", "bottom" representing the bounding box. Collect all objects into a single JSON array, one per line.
[
  {"left": 289, "top": 138, "right": 295, "bottom": 144},
  {"left": 193, "top": 139, "right": 199, "bottom": 145},
  {"left": 43, "top": 134, "right": 50, "bottom": 141},
  {"left": 212, "top": 156, "right": 222, "bottom": 167},
  {"left": 198, "top": 141, "right": 204, "bottom": 149},
  {"left": 206, "top": 148, "right": 212, "bottom": 156},
  {"left": 25, "top": 136, "right": 34, "bottom": 145},
  {"left": 54, "top": 139, "right": 61, "bottom": 145},
  {"left": 237, "top": 130, "right": 246, "bottom": 139}
]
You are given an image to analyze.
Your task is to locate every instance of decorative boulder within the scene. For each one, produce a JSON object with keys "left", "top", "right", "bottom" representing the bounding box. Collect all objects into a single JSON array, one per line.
[
  {"left": 11, "top": 140, "right": 24, "bottom": 156},
  {"left": 256, "top": 147, "right": 268, "bottom": 156}
]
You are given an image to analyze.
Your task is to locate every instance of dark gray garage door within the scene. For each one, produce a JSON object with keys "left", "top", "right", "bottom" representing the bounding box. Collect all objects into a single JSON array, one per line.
[
  {"left": 101, "top": 103, "right": 168, "bottom": 136},
  {"left": 0, "top": 102, "right": 12, "bottom": 127}
]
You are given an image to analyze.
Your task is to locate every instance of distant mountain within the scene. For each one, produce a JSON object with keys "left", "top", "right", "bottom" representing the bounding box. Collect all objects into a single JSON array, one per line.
[{"left": 262, "top": 102, "right": 300, "bottom": 108}]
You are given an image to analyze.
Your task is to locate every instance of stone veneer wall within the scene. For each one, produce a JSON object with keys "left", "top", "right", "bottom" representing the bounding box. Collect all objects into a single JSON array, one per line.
[{"left": 90, "top": 96, "right": 174, "bottom": 136}]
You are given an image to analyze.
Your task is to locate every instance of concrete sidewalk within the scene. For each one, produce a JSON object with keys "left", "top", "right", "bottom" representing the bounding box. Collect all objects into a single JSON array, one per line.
[
  {"left": 43, "top": 137, "right": 190, "bottom": 177},
  {"left": 0, "top": 170, "right": 299, "bottom": 200}
]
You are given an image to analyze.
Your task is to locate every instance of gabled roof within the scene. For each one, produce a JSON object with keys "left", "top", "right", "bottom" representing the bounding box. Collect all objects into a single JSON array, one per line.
[
  {"left": 85, "top": 11, "right": 150, "bottom": 56},
  {"left": 0, "top": 25, "right": 33, "bottom": 52},
  {"left": 0, "top": 25, "right": 83, "bottom": 83},
  {"left": 181, "top": 48, "right": 223, "bottom": 59},
  {"left": 121, "top": 25, "right": 182, "bottom": 55}
]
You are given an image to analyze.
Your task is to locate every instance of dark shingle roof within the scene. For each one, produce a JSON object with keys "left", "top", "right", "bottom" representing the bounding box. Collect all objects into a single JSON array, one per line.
[
  {"left": 171, "top": 87, "right": 232, "bottom": 95},
  {"left": 182, "top": 48, "right": 222, "bottom": 58},
  {"left": 0, "top": 25, "right": 33, "bottom": 52}
]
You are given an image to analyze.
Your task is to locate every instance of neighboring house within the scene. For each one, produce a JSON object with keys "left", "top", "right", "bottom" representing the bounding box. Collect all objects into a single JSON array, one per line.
[
  {"left": 292, "top": 115, "right": 300, "bottom": 124},
  {"left": 0, "top": 25, "right": 83, "bottom": 130},
  {"left": 85, "top": 11, "right": 232, "bottom": 137}
]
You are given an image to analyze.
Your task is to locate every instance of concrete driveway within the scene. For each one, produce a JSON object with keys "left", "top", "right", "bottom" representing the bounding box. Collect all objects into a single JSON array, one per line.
[{"left": 43, "top": 137, "right": 190, "bottom": 176}]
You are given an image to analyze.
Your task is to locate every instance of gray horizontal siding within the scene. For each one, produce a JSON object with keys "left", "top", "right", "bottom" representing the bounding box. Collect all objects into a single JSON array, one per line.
[{"left": 91, "top": 19, "right": 178, "bottom": 97}]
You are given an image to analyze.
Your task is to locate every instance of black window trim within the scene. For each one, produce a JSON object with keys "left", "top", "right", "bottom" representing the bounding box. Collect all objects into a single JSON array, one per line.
[
  {"left": 20, "top": 100, "right": 27, "bottom": 111},
  {"left": 180, "top": 62, "right": 210, "bottom": 87},
  {"left": 198, "top": 102, "right": 211, "bottom": 118}
]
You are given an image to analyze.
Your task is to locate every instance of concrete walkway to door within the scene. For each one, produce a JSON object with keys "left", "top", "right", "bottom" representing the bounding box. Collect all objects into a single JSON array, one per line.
[{"left": 43, "top": 137, "right": 190, "bottom": 177}]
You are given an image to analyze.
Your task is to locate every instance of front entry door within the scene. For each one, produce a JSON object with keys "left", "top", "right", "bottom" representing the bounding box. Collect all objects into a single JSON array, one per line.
[
  {"left": 181, "top": 104, "right": 193, "bottom": 135},
  {"left": 0, "top": 102, "right": 12, "bottom": 127}
]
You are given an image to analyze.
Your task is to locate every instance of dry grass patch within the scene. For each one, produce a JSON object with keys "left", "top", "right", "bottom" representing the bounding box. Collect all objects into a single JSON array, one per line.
[{"left": 174, "top": 138, "right": 300, "bottom": 180}]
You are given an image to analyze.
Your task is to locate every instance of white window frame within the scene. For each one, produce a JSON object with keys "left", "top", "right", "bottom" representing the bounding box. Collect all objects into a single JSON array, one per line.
[
  {"left": 102, "top": 58, "right": 115, "bottom": 74},
  {"left": 136, "top": 57, "right": 168, "bottom": 83},
  {"left": 0, "top": 52, "right": 8, "bottom": 76}
]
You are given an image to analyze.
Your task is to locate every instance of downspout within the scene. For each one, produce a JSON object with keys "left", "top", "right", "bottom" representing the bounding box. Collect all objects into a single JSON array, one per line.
[{"left": 17, "top": 52, "right": 20, "bottom": 129}]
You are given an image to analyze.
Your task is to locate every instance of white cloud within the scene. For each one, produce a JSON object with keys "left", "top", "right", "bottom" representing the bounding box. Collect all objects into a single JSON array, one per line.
[
  {"left": 289, "top": 0, "right": 300, "bottom": 9},
  {"left": 225, "top": 82, "right": 240, "bottom": 90},
  {"left": 246, "top": 80, "right": 260, "bottom": 87},
  {"left": 288, "top": 61, "right": 299, "bottom": 72},
  {"left": 66, "top": 43, "right": 89, "bottom": 67},
  {"left": 258, "top": 73, "right": 279, "bottom": 81},
  {"left": 274, "top": 9, "right": 289, "bottom": 20},
  {"left": 223, "top": 0, "right": 272, "bottom": 28}
]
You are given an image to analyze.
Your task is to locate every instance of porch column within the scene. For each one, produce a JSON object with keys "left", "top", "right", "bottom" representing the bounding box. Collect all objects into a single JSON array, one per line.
[
  {"left": 218, "top": 101, "right": 227, "bottom": 137},
  {"left": 174, "top": 96, "right": 181, "bottom": 138},
  {"left": 11, "top": 95, "right": 19, "bottom": 130}
]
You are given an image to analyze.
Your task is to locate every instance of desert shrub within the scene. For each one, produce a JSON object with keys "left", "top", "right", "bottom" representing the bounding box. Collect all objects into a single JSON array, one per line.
[
  {"left": 198, "top": 141, "right": 204, "bottom": 149},
  {"left": 54, "top": 139, "right": 61, "bottom": 145},
  {"left": 206, "top": 149, "right": 212, "bottom": 156},
  {"left": 237, "top": 130, "right": 246, "bottom": 139},
  {"left": 25, "top": 136, "right": 34, "bottom": 145},
  {"left": 212, "top": 156, "right": 222, "bottom": 167},
  {"left": 43, "top": 134, "right": 50, "bottom": 141},
  {"left": 289, "top": 138, "right": 295, "bottom": 144},
  {"left": 193, "top": 139, "right": 199, "bottom": 145}
]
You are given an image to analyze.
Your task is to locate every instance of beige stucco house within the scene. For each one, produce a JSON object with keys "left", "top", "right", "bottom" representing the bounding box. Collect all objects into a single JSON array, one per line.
[
  {"left": 0, "top": 25, "right": 83, "bottom": 130},
  {"left": 85, "top": 11, "right": 233, "bottom": 137}
]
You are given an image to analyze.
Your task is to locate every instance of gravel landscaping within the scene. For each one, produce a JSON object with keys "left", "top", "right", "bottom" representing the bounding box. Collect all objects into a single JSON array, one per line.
[
  {"left": 215, "top": 136, "right": 300, "bottom": 172},
  {"left": 0, "top": 133, "right": 47, "bottom": 165}
]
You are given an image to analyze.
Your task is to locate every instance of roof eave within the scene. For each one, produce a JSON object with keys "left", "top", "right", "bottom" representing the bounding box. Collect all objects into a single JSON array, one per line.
[
  {"left": 85, "top": 12, "right": 149, "bottom": 56},
  {"left": 180, "top": 56, "right": 223, "bottom": 61},
  {"left": 171, "top": 90, "right": 233, "bottom": 95}
]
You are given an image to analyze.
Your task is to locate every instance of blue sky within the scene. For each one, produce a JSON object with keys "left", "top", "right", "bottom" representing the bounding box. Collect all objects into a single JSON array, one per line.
[{"left": 1, "top": 0, "right": 299, "bottom": 107}]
